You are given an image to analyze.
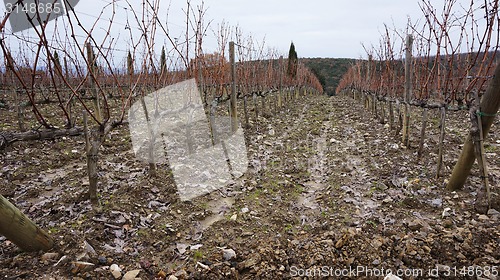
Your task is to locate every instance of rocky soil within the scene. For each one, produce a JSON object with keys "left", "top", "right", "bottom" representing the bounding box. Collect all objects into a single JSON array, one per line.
[{"left": 1, "top": 93, "right": 499, "bottom": 279}]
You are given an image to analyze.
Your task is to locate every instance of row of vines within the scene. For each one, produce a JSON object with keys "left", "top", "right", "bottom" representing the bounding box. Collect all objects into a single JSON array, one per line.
[
  {"left": 338, "top": 0, "right": 499, "bottom": 105},
  {"left": 0, "top": 0, "right": 322, "bottom": 200},
  {"left": 337, "top": 0, "right": 500, "bottom": 209},
  {"left": 0, "top": 0, "right": 323, "bottom": 251}
]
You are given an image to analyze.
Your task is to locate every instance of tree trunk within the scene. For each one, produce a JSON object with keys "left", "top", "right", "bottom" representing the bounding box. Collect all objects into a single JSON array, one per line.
[
  {"left": 87, "top": 139, "right": 100, "bottom": 206},
  {"left": 0, "top": 195, "right": 53, "bottom": 251},
  {"left": 447, "top": 64, "right": 500, "bottom": 190}
]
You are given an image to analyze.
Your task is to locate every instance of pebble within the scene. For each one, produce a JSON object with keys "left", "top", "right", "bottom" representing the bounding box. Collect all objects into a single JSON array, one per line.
[
  {"left": 442, "top": 207, "right": 452, "bottom": 218},
  {"left": 408, "top": 220, "right": 423, "bottom": 231},
  {"left": 98, "top": 256, "right": 107, "bottom": 265},
  {"left": 442, "top": 219, "right": 454, "bottom": 228},
  {"left": 384, "top": 273, "right": 403, "bottom": 280},
  {"left": 241, "top": 207, "right": 249, "bottom": 213},
  {"left": 478, "top": 214, "right": 489, "bottom": 221},
  {"left": 41, "top": 253, "right": 59, "bottom": 262},
  {"left": 123, "top": 269, "right": 141, "bottom": 280},
  {"left": 71, "top": 262, "right": 94, "bottom": 274},
  {"left": 110, "top": 264, "right": 122, "bottom": 279},
  {"left": 223, "top": 248, "right": 237, "bottom": 261},
  {"left": 488, "top": 209, "right": 500, "bottom": 216},
  {"left": 174, "top": 269, "right": 188, "bottom": 278},
  {"left": 238, "top": 253, "right": 261, "bottom": 269},
  {"left": 429, "top": 198, "right": 443, "bottom": 208}
]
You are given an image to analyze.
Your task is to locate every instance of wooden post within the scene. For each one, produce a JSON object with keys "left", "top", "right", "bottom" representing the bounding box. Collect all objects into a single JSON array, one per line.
[
  {"left": 7, "top": 50, "right": 26, "bottom": 132},
  {"left": 395, "top": 99, "right": 402, "bottom": 136},
  {"left": 402, "top": 35, "right": 413, "bottom": 147},
  {"left": 210, "top": 98, "right": 219, "bottom": 145},
  {"left": 278, "top": 56, "right": 283, "bottom": 108},
  {"left": 417, "top": 107, "right": 428, "bottom": 158},
  {"left": 253, "top": 93, "right": 258, "bottom": 120},
  {"left": 15, "top": 89, "right": 25, "bottom": 132},
  {"left": 0, "top": 195, "right": 53, "bottom": 251},
  {"left": 197, "top": 55, "right": 205, "bottom": 105},
  {"left": 243, "top": 93, "right": 249, "bottom": 128},
  {"left": 388, "top": 101, "right": 394, "bottom": 130},
  {"left": 64, "top": 56, "right": 69, "bottom": 80},
  {"left": 261, "top": 94, "right": 266, "bottom": 116},
  {"left": 229, "top": 41, "right": 238, "bottom": 132},
  {"left": 471, "top": 91, "right": 491, "bottom": 207},
  {"left": 380, "top": 100, "right": 386, "bottom": 124},
  {"left": 436, "top": 106, "right": 446, "bottom": 178},
  {"left": 140, "top": 96, "right": 158, "bottom": 176}
]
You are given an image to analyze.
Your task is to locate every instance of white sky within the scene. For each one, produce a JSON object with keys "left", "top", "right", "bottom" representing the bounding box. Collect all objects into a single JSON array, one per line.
[{"left": 0, "top": 0, "right": 491, "bottom": 62}]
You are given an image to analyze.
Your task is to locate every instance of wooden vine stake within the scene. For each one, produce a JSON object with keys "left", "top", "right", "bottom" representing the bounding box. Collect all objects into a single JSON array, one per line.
[
  {"left": 379, "top": 99, "right": 386, "bottom": 124},
  {"left": 243, "top": 93, "right": 249, "bottom": 128},
  {"left": 402, "top": 34, "right": 413, "bottom": 147},
  {"left": 471, "top": 91, "right": 491, "bottom": 208},
  {"left": 140, "top": 95, "right": 157, "bottom": 176},
  {"left": 15, "top": 89, "right": 25, "bottom": 132},
  {"left": 395, "top": 100, "right": 402, "bottom": 136},
  {"left": 435, "top": 106, "right": 446, "bottom": 178},
  {"left": 229, "top": 41, "right": 238, "bottom": 132},
  {"left": 278, "top": 56, "right": 283, "bottom": 108},
  {"left": 253, "top": 93, "right": 258, "bottom": 120},
  {"left": 417, "top": 107, "right": 428, "bottom": 158},
  {"left": 0, "top": 195, "right": 53, "bottom": 251},
  {"left": 6, "top": 51, "right": 26, "bottom": 132},
  {"left": 388, "top": 101, "right": 394, "bottom": 130}
]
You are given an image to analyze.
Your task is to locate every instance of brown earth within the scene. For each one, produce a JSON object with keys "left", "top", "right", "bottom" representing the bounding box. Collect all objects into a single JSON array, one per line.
[{"left": 1, "top": 93, "right": 499, "bottom": 279}]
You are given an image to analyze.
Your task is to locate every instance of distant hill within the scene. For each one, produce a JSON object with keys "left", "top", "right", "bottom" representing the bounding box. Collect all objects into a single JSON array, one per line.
[{"left": 302, "top": 58, "right": 356, "bottom": 95}]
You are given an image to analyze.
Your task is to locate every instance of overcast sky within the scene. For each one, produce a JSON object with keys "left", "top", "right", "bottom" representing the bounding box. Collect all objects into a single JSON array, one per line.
[{"left": 1, "top": 0, "right": 487, "bottom": 60}]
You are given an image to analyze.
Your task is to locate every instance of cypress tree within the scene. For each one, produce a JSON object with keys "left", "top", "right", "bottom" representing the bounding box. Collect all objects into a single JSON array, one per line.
[
  {"left": 287, "top": 42, "right": 298, "bottom": 79},
  {"left": 127, "top": 51, "right": 134, "bottom": 76},
  {"left": 53, "top": 51, "right": 62, "bottom": 73},
  {"left": 160, "top": 46, "right": 167, "bottom": 74}
]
